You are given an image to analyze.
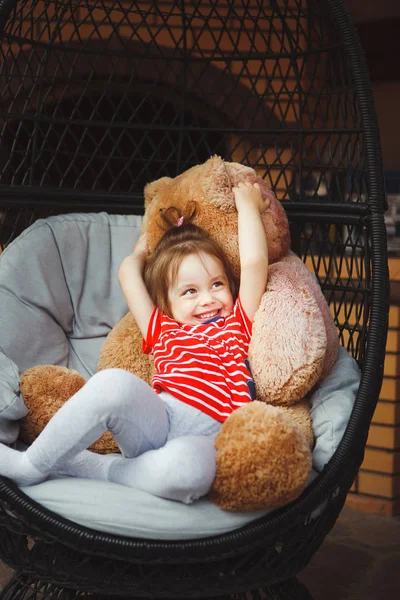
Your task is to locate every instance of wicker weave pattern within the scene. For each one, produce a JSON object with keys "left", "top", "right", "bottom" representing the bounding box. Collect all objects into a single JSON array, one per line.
[{"left": 0, "top": 1, "right": 388, "bottom": 598}]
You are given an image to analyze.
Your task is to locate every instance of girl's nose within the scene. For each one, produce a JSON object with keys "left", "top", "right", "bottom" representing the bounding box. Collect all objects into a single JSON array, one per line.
[{"left": 200, "top": 290, "right": 214, "bottom": 305}]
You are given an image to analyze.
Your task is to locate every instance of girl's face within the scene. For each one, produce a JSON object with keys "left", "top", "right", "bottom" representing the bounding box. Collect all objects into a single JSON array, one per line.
[{"left": 168, "top": 252, "right": 234, "bottom": 325}]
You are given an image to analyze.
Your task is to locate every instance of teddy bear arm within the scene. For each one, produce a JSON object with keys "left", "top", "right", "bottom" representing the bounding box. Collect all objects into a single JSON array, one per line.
[
  {"left": 249, "top": 263, "right": 327, "bottom": 406},
  {"left": 281, "top": 254, "right": 339, "bottom": 378}
]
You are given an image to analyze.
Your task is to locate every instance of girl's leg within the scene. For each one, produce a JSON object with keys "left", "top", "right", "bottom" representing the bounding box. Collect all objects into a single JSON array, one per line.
[
  {"left": 59, "top": 394, "right": 220, "bottom": 503},
  {"left": 0, "top": 369, "right": 169, "bottom": 486},
  {"left": 59, "top": 435, "right": 217, "bottom": 504}
]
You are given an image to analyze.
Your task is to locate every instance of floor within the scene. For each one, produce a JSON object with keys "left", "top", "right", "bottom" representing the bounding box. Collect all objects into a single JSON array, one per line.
[
  {"left": 298, "top": 506, "right": 400, "bottom": 600},
  {"left": 1, "top": 506, "right": 399, "bottom": 599}
]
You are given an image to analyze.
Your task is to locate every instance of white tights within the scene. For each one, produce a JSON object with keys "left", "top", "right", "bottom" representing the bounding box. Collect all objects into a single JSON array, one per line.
[{"left": 0, "top": 369, "right": 218, "bottom": 504}]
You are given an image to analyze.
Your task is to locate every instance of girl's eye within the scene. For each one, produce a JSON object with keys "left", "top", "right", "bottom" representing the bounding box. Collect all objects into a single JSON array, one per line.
[
  {"left": 212, "top": 281, "right": 223, "bottom": 288},
  {"left": 183, "top": 288, "right": 196, "bottom": 296}
]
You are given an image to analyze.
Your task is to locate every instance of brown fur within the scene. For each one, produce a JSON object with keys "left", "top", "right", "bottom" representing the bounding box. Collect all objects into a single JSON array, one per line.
[
  {"left": 19, "top": 156, "right": 338, "bottom": 512},
  {"left": 209, "top": 402, "right": 312, "bottom": 511}
]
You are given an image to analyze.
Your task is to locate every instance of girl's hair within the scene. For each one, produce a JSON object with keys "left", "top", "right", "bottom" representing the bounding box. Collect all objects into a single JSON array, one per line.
[{"left": 144, "top": 222, "right": 238, "bottom": 316}]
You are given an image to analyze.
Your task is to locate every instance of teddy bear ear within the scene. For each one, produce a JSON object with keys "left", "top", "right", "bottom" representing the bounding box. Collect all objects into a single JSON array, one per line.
[
  {"left": 201, "top": 155, "right": 236, "bottom": 212},
  {"left": 144, "top": 176, "right": 172, "bottom": 209}
]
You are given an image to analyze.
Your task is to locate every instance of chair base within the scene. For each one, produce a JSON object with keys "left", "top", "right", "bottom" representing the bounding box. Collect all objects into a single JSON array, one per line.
[{"left": 0, "top": 571, "right": 314, "bottom": 600}]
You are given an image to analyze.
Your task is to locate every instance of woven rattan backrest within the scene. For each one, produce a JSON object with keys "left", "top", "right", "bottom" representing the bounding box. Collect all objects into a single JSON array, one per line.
[{"left": 0, "top": 0, "right": 388, "bottom": 369}]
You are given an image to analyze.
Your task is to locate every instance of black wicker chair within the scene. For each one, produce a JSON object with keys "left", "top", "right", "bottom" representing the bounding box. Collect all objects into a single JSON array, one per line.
[{"left": 0, "top": 1, "right": 388, "bottom": 599}]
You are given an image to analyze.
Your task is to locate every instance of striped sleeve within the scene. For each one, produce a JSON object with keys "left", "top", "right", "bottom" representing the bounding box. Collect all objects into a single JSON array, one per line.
[
  {"left": 235, "top": 296, "right": 253, "bottom": 340},
  {"left": 142, "top": 307, "right": 162, "bottom": 354}
]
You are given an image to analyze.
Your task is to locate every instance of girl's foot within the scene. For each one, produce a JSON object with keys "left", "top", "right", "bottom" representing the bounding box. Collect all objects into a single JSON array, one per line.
[{"left": 0, "top": 443, "right": 47, "bottom": 486}]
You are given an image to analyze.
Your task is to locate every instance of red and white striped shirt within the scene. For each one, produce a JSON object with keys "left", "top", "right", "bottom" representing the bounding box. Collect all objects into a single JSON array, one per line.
[{"left": 142, "top": 298, "right": 255, "bottom": 422}]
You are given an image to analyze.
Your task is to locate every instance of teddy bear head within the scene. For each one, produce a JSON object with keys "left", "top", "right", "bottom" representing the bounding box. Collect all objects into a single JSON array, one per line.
[{"left": 143, "top": 155, "right": 290, "bottom": 278}]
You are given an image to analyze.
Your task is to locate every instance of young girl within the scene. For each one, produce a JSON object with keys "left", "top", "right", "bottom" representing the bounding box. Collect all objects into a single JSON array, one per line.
[{"left": 0, "top": 181, "right": 269, "bottom": 503}]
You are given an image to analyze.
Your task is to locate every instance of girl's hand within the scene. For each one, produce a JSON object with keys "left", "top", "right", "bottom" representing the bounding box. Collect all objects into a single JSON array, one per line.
[
  {"left": 132, "top": 233, "right": 149, "bottom": 262},
  {"left": 233, "top": 181, "right": 270, "bottom": 214}
]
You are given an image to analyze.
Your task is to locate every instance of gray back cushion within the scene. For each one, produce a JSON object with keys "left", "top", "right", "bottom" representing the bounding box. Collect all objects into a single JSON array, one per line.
[{"left": 0, "top": 213, "right": 141, "bottom": 377}]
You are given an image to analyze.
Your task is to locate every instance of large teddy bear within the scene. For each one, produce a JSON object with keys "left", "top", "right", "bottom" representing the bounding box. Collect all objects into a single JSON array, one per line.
[{"left": 19, "top": 156, "right": 338, "bottom": 511}]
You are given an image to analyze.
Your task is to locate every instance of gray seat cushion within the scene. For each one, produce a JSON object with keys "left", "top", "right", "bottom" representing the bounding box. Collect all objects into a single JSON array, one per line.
[{"left": 0, "top": 213, "right": 360, "bottom": 539}]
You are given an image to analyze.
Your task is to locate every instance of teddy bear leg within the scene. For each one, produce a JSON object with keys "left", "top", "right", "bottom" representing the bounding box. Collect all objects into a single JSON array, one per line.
[
  {"left": 19, "top": 365, "right": 125, "bottom": 454},
  {"left": 19, "top": 365, "right": 87, "bottom": 446},
  {"left": 280, "top": 400, "right": 314, "bottom": 449},
  {"left": 209, "top": 402, "right": 312, "bottom": 511}
]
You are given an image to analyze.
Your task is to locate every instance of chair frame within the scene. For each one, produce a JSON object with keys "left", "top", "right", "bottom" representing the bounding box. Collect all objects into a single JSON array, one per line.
[{"left": 0, "top": 1, "right": 389, "bottom": 599}]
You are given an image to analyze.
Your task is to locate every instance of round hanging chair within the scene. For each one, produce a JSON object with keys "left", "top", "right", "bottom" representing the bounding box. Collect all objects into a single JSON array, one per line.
[{"left": 0, "top": 1, "right": 388, "bottom": 599}]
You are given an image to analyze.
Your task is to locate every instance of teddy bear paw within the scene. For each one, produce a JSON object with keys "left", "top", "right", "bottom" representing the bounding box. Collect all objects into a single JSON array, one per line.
[{"left": 209, "top": 402, "right": 312, "bottom": 512}]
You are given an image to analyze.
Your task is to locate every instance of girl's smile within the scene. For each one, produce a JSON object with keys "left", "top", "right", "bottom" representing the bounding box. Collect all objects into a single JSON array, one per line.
[{"left": 168, "top": 252, "right": 234, "bottom": 325}]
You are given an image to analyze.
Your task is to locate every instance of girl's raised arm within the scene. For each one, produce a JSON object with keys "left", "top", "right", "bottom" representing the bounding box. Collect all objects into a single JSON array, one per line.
[
  {"left": 233, "top": 181, "right": 269, "bottom": 321},
  {"left": 118, "top": 233, "right": 155, "bottom": 339}
]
